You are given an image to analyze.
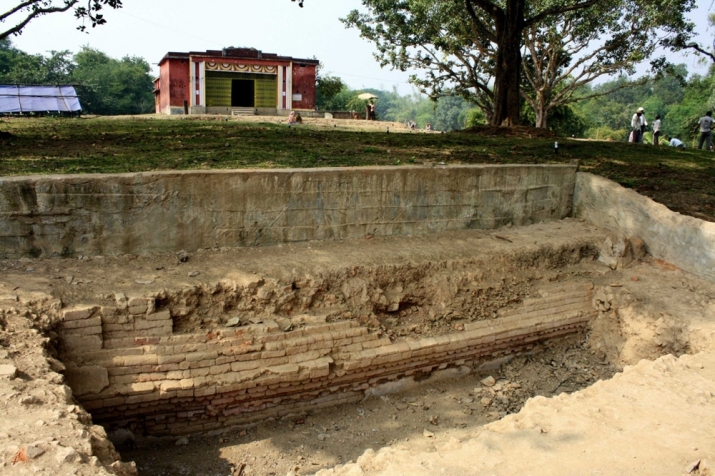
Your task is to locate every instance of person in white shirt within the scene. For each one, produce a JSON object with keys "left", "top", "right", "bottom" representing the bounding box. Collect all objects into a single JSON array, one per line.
[
  {"left": 696, "top": 111, "right": 715, "bottom": 150},
  {"left": 669, "top": 137, "right": 685, "bottom": 148},
  {"left": 652, "top": 115, "right": 662, "bottom": 145},
  {"left": 630, "top": 107, "right": 646, "bottom": 143}
]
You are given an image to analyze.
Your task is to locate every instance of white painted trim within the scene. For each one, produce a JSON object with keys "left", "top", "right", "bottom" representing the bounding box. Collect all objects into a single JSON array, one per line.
[
  {"left": 277, "top": 66, "right": 283, "bottom": 110},
  {"left": 189, "top": 59, "right": 196, "bottom": 107},
  {"left": 287, "top": 63, "right": 293, "bottom": 111},
  {"left": 199, "top": 61, "right": 206, "bottom": 107}
]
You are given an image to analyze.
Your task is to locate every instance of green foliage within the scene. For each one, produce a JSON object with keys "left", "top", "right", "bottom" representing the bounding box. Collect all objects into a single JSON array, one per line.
[
  {"left": 315, "top": 75, "right": 345, "bottom": 110},
  {"left": 573, "top": 65, "right": 715, "bottom": 142},
  {"left": 0, "top": 40, "right": 74, "bottom": 84},
  {"left": 585, "top": 127, "right": 629, "bottom": 142},
  {"left": 0, "top": 41, "right": 154, "bottom": 115},
  {"left": 342, "top": 0, "right": 696, "bottom": 127},
  {"left": 464, "top": 108, "right": 487, "bottom": 128},
  {"left": 71, "top": 47, "right": 154, "bottom": 115}
]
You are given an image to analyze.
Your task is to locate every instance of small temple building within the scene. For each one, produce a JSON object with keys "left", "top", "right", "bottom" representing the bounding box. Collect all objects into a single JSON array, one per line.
[{"left": 154, "top": 47, "right": 319, "bottom": 115}]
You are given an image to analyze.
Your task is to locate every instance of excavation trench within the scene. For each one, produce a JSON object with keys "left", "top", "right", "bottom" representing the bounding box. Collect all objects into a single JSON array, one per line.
[
  {"left": 51, "top": 237, "right": 615, "bottom": 449},
  {"left": 4, "top": 219, "right": 711, "bottom": 476}
]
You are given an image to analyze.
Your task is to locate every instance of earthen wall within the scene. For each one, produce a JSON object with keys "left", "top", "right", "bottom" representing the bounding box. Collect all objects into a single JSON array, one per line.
[{"left": 0, "top": 165, "right": 576, "bottom": 259}]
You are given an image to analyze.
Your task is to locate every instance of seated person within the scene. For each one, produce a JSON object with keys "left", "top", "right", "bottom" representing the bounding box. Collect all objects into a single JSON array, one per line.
[
  {"left": 669, "top": 137, "right": 685, "bottom": 148},
  {"left": 288, "top": 111, "right": 296, "bottom": 124},
  {"left": 294, "top": 112, "right": 303, "bottom": 124},
  {"left": 425, "top": 123, "right": 432, "bottom": 131}
]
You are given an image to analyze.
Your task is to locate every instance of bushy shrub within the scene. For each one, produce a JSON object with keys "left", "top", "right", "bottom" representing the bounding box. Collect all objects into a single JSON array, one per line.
[{"left": 585, "top": 126, "right": 629, "bottom": 142}]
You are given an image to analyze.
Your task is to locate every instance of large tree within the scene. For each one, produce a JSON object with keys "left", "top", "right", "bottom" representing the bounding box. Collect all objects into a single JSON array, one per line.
[
  {"left": 520, "top": 0, "right": 691, "bottom": 128},
  {"left": 1, "top": 0, "right": 123, "bottom": 41},
  {"left": 344, "top": 0, "right": 695, "bottom": 127}
]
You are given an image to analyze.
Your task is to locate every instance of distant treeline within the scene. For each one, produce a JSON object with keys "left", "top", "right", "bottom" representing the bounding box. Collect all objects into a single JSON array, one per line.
[
  {"left": 3, "top": 39, "right": 713, "bottom": 143},
  {"left": 0, "top": 39, "right": 154, "bottom": 115}
]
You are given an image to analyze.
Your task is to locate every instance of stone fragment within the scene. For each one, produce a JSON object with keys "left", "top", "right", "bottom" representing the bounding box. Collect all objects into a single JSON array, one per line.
[
  {"left": 47, "top": 357, "right": 66, "bottom": 373},
  {"left": 225, "top": 317, "right": 241, "bottom": 327},
  {"left": 25, "top": 445, "right": 44, "bottom": 459},
  {"left": 629, "top": 236, "right": 647, "bottom": 260},
  {"left": 188, "top": 271, "right": 200, "bottom": 277},
  {"left": 109, "top": 461, "right": 139, "bottom": 476},
  {"left": 317, "top": 434, "right": 330, "bottom": 441},
  {"left": 20, "top": 395, "right": 41, "bottom": 405},
  {"left": 115, "top": 293, "right": 128, "bottom": 310},
  {"left": 0, "top": 294, "right": 17, "bottom": 302},
  {"left": 135, "top": 279, "right": 154, "bottom": 285},
  {"left": 176, "top": 250, "right": 189, "bottom": 263},
  {"left": 686, "top": 460, "right": 701, "bottom": 474},
  {"left": 481, "top": 376, "right": 496, "bottom": 387},
  {"left": 55, "top": 446, "right": 81, "bottom": 464},
  {"left": 175, "top": 437, "right": 189, "bottom": 446},
  {"left": 0, "top": 364, "right": 17, "bottom": 379},
  {"left": 480, "top": 397, "right": 493, "bottom": 406},
  {"left": 65, "top": 275, "right": 74, "bottom": 284},
  {"left": 423, "top": 429, "right": 434, "bottom": 438},
  {"left": 108, "top": 429, "right": 136, "bottom": 450}
]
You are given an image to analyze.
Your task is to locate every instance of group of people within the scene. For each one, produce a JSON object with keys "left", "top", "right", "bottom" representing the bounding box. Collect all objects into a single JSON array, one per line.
[{"left": 630, "top": 107, "right": 714, "bottom": 150}]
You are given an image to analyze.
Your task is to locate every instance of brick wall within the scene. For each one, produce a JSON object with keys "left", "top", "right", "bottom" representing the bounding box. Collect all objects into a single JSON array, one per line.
[{"left": 59, "top": 282, "right": 595, "bottom": 436}]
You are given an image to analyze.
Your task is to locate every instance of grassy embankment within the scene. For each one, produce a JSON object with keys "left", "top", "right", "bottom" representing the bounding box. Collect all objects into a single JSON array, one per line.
[{"left": 0, "top": 115, "right": 713, "bottom": 221}]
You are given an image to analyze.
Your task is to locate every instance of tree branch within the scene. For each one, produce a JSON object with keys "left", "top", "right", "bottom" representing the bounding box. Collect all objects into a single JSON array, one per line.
[
  {"left": 464, "top": 0, "right": 498, "bottom": 43},
  {"left": 1, "top": 1, "right": 77, "bottom": 41},
  {"left": 525, "top": 0, "right": 600, "bottom": 28},
  {"left": 680, "top": 42, "right": 715, "bottom": 63}
]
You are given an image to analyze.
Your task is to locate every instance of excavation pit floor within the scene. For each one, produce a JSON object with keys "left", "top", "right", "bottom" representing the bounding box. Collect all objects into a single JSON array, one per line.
[
  {"left": 123, "top": 334, "right": 618, "bottom": 476},
  {"left": 0, "top": 218, "right": 714, "bottom": 476}
]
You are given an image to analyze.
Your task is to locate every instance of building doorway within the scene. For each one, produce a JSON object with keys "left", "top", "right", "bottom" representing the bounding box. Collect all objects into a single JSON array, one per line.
[{"left": 231, "top": 79, "right": 255, "bottom": 107}]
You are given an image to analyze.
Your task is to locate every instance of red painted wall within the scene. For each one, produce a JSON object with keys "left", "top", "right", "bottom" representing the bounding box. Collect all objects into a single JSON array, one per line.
[
  {"left": 168, "top": 58, "right": 191, "bottom": 110},
  {"left": 156, "top": 61, "right": 171, "bottom": 113},
  {"left": 292, "top": 64, "right": 317, "bottom": 110}
]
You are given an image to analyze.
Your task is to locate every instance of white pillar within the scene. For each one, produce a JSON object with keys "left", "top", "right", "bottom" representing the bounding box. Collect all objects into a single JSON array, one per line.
[
  {"left": 189, "top": 59, "right": 196, "bottom": 107},
  {"left": 287, "top": 63, "right": 293, "bottom": 111},
  {"left": 277, "top": 66, "right": 284, "bottom": 110},
  {"left": 199, "top": 61, "right": 206, "bottom": 107}
]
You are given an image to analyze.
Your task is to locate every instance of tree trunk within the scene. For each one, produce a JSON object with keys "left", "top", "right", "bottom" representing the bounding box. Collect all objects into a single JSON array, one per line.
[
  {"left": 491, "top": 0, "right": 524, "bottom": 126},
  {"left": 535, "top": 110, "right": 548, "bottom": 129},
  {"left": 535, "top": 93, "right": 548, "bottom": 128}
]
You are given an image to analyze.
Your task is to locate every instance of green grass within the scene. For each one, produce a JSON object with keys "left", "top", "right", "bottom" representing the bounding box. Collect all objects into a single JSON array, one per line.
[{"left": 1, "top": 116, "right": 714, "bottom": 221}]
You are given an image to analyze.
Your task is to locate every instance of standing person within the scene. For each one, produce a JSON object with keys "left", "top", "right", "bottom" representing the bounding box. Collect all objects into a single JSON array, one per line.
[
  {"left": 638, "top": 107, "right": 648, "bottom": 142},
  {"left": 696, "top": 111, "right": 715, "bottom": 150},
  {"left": 630, "top": 108, "right": 644, "bottom": 143},
  {"left": 369, "top": 100, "right": 376, "bottom": 121},
  {"left": 652, "top": 114, "right": 662, "bottom": 145}
]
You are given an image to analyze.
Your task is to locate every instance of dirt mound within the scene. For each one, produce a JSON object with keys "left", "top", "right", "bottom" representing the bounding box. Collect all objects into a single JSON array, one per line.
[{"left": 458, "top": 125, "right": 557, "bottom": 138}]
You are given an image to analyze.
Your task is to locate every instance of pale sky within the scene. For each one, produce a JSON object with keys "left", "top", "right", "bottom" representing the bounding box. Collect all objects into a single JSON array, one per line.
[{"left": 4, "top": 0, "right": 714, "bottom": 95}]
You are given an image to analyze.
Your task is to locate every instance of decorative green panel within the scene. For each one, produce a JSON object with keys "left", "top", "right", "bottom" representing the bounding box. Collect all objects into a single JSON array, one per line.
[{"left": 205, "top": 71, "right": 277, "bottom": 108}]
